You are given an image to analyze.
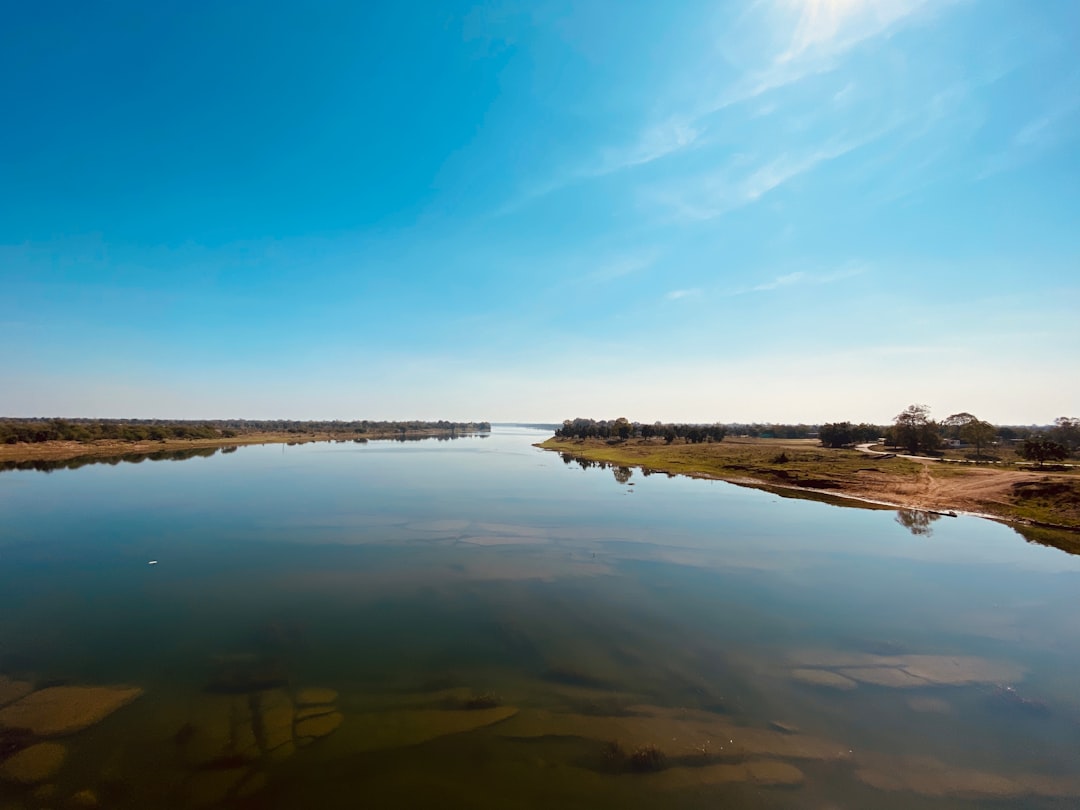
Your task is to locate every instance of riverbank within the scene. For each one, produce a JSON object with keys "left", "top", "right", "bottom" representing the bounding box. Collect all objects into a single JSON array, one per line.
[
  {"left": 0, "top": 429, "right": 477, "bottom": 464},
  {"left": 538, "top": 437, "right": 1080, "bottom": 536}
]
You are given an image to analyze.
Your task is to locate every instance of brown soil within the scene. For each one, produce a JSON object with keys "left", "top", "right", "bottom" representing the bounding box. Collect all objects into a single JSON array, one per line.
[{"left": 836, "top": 463, "right": 1057, "bottom": 516}]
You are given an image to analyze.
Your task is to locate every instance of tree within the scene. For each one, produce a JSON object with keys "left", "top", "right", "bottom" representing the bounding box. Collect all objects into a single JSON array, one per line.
[
  {"left": 819, "top": 422, "right": 854, "bottom": 448},
  {"left": 1021, "top": 438, "right": 1068, "bottom": 466},
  {"left": 943, "top": 412, "right": 997, "bottom": 459},
  {"left": 893, "top": 404, "right": 939, "bottom": 454},
  {"left": 941, "top": 412, "right": 976, "bottom": 438},
  {"left": 961, "top": 420, "right": 997, "bottom": 459},
  {"left": 1051, "top": 417, "right": 1080, "bottom": 454}
]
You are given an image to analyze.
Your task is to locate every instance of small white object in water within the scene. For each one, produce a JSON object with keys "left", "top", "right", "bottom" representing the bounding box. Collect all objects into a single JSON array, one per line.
[{"left": 148, "top": 560, "right": 158, "bottom": 565}]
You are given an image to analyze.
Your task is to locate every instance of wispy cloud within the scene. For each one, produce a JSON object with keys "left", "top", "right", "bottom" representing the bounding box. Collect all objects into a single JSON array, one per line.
[
  {"left": 780, "top": 0, "right": 934, "bottom": 64},
  {"left": 496, "top": 0, "right": 939, "bottom": 215},
  {"left": 593, "top": 118, "right": 702, "bottom": 176},
  {"left": 832, "top": 81, "right": 855, "bottom": 105},
  {"left": 735, "top": 265, "right": 866, "bottom": 295},
  {"left": 651, "top": 133, "right": 885, "bottom": 221},
  {"left": 1011, "top": 85, "right": 1080, "bottom": 150},
  {"left": 702, "top": 0, "right": 939, "bottom": 116},
  {"left": 581, "top": 252, "right": 658, "bottom": 285},
  {"left": 979, "top": 75, "right": 1080, "bottom": 179},
  {"left": 543, "top": 248, "right": 661, "bottom": 296},
  {"left": 752, "top": 271, "right": 805, "bottom": 292},
  {"left": 665, "top": 288, "right": 701, "bottom": 301}
]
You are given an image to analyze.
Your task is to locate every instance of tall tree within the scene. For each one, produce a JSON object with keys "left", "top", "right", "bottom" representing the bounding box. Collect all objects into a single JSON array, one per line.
[
  {"left": 961, "top": 420, "right": 997, "bottom": 459},
  {"left": 943, "top": 412, "right": 997, "bottom": 459},
  {"left": 893, "top": 404, "right": 939, "bottom": 454}
]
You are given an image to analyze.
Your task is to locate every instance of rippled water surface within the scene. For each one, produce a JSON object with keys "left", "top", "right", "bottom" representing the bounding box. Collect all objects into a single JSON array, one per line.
[{"left": 1, "top": 427, "right": 1078, "bottom": 808}]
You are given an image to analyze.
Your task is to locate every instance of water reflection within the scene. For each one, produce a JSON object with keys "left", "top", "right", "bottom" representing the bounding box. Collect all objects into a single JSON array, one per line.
[
  {"left": 0, "top": 433, "right": 482, "bottom": 475},
  {"left": 895, "top": 508, "right": 943, "bottom": 536},
  {"left": 0, "top": 445, "right": 223, "bottom": 474}
]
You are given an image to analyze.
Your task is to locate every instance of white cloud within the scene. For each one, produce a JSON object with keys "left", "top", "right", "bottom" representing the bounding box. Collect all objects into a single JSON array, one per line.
[
  {"left": 496, "top": 0, "right": 967, "bottom": 232},
  {"left": 665, "top": 288, "right": 701, "bottom": 301},
  {"left": 501, "top": 0, "right": 940, "bottom": 213},
  {"left": 594, "top": 118, "right": 703, "bottom": 176},
  {"left": 780, "top": 0, "right": 934, "bottom": 64},
  {"left": 752, "top": 271, "right": 805, "bottom": 291},
  {"left": 736, "top": 264, "right": 865, "bottom": 294},
  {"left": 652, "top": 134, "right": 881, "bottom": 221},
  {"left": 703, "top": 0, "right": 939, "bottom": 116}
]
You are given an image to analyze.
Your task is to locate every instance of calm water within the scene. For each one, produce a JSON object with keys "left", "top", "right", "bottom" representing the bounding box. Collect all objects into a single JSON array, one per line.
[{"left": 1, "top": 427, "right": 1078, "bottom": 808}]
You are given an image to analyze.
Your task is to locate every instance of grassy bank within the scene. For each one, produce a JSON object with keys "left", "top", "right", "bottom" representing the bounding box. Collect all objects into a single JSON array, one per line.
[
  {"left": 0, "top": 429, "right": 479, "bottom": 465},
  {"left": 538, "top": 436, "right": 1080, "bottom": 533}
]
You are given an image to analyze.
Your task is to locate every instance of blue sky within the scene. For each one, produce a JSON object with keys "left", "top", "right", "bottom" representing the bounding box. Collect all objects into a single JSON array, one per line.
[{"left": 2, "top": 0, "right": 1077, "bottom": 424}]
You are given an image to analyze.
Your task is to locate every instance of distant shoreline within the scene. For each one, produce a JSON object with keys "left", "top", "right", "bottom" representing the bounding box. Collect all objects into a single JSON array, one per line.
[{"left": 0, "top": 429, "right": 479, "bottom": 464}]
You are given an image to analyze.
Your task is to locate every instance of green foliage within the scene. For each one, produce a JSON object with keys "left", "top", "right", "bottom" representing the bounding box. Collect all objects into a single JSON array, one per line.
[
  {"left": 960, "top": 419, "right": 996, "bottom": 457},
  {"left": 1051, "top": 417, "right": 1080, "bottom": 454},
  {"left": 0, "top": 418, "right": 492, "bottom": 446},
  {"left": 1021, "top": 437, "right": 1068, "bottom": 466},
  {"left": 943, "top": 412, "right": 998, "bottom": 459},
  {"left": 819, "top": 422, "right": 854, "bottom": 447},
  {"left": 555, "top": 418, "right": 727, "bottom": 444},
  {"left": 892, "top": 404, "right": 940, "bottom": 454}
]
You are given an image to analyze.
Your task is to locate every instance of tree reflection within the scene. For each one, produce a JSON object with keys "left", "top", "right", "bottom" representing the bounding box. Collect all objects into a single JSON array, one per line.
[
  {"left": 612, "top": 466, "right": 633, "bottom": 484},
  {"left": 895, "top": 509, "right": 942, "bottom": 536}
]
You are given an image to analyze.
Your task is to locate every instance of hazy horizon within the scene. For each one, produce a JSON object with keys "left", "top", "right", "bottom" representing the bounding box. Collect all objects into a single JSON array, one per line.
[{"left": 3, "top": 1, "right": 1077, "bottom": 424}]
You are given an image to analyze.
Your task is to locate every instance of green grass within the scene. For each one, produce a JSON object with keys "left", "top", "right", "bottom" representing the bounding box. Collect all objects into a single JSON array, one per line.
[{"left": 540, "top": 437, "right": 922, "bottom": 490}]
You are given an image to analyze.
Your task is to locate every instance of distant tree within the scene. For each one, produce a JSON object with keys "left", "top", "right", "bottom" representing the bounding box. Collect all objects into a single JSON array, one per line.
[
  {"left": 943, "top": 412, "right": 997, "bottom": 459},
  {"left": 960, "top": 420, "right": 997, "bottom": 459},
  {"left": 1051, "top": 417, "right": 1080, "bottom": 454},
  {"left": 941, "top": 412, "right": 976, "bottom": 439},
  {"left": 893, "top": 404, "right": 939, "bottom": 454},
  {"left": 819, "top": 422, "right": 854, "bottom": 448},
  {"left": 1021, "top": 438, "right": 1068, "bottom": 466}
]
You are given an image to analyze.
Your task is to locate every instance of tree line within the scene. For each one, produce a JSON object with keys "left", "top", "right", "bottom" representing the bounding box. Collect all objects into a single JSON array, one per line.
[
  {"left": 554, "top": 413, "right": 1078, "bottom": 464},
  {"left": 0, "top": 418, "right": 492, "bottom": 445},
  {"left": 555, "top": 418, "right": 728, "bottom": 444},
  {"left": 825, "top": 406, "right": 1078, "bottom": 464}
]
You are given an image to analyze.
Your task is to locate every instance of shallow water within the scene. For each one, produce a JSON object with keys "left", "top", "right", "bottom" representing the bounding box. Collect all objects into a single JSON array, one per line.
[{"left": 1, "top": 427, "right": 1078, "bottom": 808}]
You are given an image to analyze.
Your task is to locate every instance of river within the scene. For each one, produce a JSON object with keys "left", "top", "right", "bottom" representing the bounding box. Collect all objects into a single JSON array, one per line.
[{"left": 0, "top": 427, "right": 1077, "bottom": 808}]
